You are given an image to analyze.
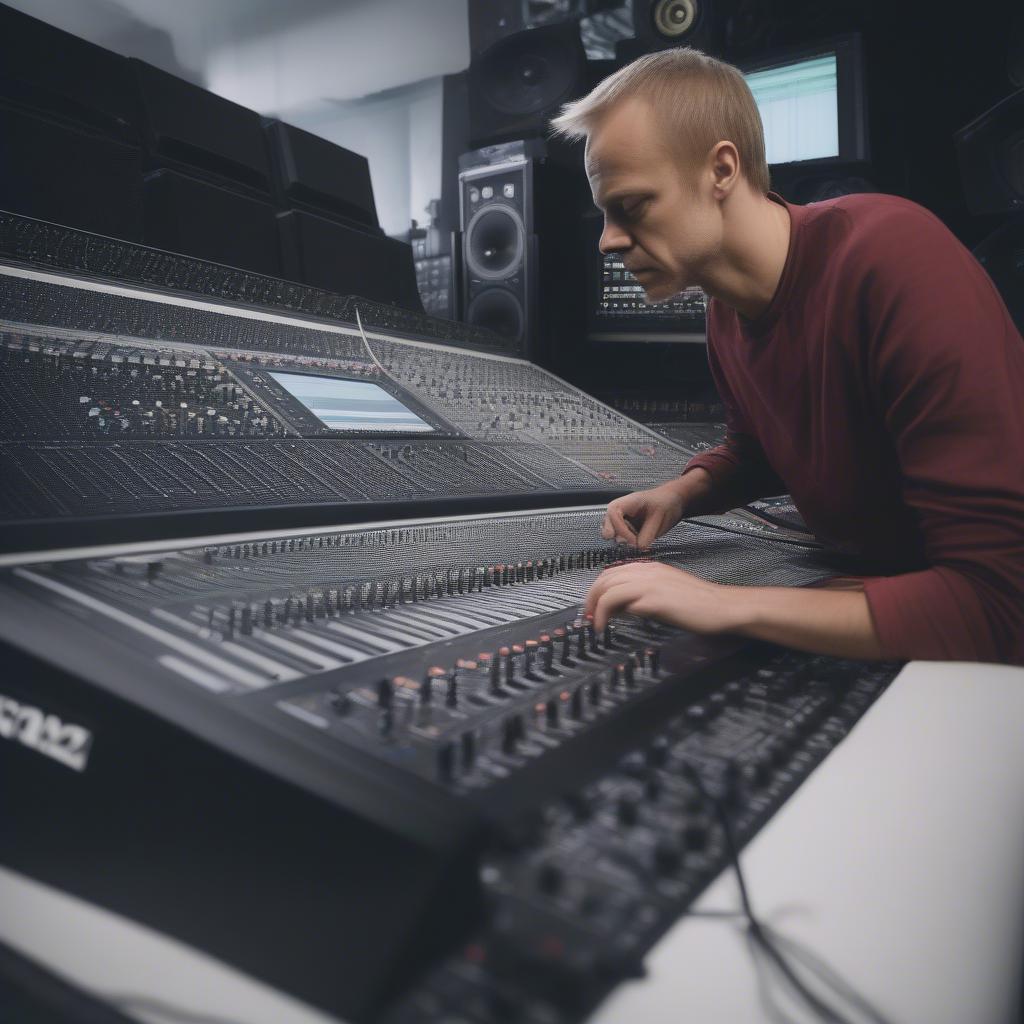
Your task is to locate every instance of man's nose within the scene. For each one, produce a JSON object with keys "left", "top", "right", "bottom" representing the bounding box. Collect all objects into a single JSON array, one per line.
[{"left": 599, "top": 219, "right": 631, "bottom": 255}]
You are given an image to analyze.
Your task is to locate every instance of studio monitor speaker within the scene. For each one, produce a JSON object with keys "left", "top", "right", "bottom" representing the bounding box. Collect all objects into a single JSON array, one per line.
[
  {"left": 458, "top": 140, "right": 584, "bottom": 361},
  {"left": 955, "top": 90, "right": 1024, "bottom": 216},
  {"left": 616, "top": 0, "right": 724, "bottom": 59},
  {"left": 468, "top": 21, "right": 588, "bottom": 148}
]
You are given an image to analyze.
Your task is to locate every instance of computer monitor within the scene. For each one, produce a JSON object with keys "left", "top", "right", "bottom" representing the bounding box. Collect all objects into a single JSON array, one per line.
[
  {"left": 584, "top": 215, "right": 707, "bottom": 343},
  {"left": 740, "top": 33, "right": 870, "bottom": 167}
]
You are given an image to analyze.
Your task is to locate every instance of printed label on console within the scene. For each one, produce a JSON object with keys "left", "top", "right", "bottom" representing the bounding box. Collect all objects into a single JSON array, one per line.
[{"left": 0, "top": 694, "right": 93, "bottom": 772}]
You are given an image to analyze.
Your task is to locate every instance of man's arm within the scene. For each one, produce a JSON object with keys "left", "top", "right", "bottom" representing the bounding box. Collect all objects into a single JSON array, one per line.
[
  {"left": 584, "top": 562, "right": 886, "bottom": 660},
  {"left": 854, "top": 206, "right": 1024, "bottom": 664}
]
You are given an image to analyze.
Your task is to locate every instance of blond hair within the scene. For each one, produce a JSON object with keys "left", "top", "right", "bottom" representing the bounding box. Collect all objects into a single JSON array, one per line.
[{"left": 550, "top": 48, "right": 770, "bottom": 196}]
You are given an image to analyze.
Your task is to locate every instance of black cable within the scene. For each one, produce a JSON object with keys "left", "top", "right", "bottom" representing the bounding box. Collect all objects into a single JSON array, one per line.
[
  {"left": 764, "top": 926, "right": 894, "bottom": 1024},
  {"left": 678, "top": 759, "right": 895, "bottom": 1024}
]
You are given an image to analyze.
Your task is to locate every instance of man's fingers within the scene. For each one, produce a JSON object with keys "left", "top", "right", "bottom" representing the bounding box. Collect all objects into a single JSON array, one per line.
[
  {"left": 592, "top": 580, "right": 640, "bottom": 632},
  {"left": 636, "top": 510, "right": 664, "bottom": 550},
  {"left": 584, "top": 563, "right": 653, "bottom": 619},
  {"left": 605, "top": 503, "right": 639, "bottom": 544},
  {"left": 584, "top": 564, "right": 631, "bottom": 617}
]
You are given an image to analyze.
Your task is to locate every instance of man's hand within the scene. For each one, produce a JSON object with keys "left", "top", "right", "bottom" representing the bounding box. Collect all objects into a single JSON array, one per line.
[
  {"left": 585, "top": 561, "right": 738, "bottom": 634},
  {"left": 601, "top": 468, "right": 718, "bottom": 548},
  {"left": 601, "top": 482, "right": 686, "bottom": 548},
  {"left": 584, "top": 561, "right": 887, "bottom": 659}
]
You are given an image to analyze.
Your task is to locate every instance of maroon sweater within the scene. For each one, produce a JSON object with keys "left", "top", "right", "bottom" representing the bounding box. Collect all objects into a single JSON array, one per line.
[{"left": 683, "top": 191, "right": 1024, "bottom": 664}]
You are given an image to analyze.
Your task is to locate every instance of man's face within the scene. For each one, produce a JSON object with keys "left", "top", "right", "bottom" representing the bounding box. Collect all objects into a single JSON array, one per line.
[{"left": 585, "top": 96, "right": 720, "bottom": 303}]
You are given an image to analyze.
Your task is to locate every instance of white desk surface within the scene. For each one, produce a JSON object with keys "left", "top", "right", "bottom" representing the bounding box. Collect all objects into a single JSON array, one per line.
[{"left": 3, "top": 661, "right": 1023, "bottom": 1024}]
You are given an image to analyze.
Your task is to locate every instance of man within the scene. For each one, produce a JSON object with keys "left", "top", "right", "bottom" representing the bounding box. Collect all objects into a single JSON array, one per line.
[{"left": 550, "top": 49, "right": 1024, "bottom": 664}]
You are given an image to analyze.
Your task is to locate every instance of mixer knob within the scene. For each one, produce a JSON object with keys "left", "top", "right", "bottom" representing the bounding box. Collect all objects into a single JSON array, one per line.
[
  {"left": 569, "top": 687, "right": 584, "bottom": 720},
  {"left": 743, "top": 755, "right": 772, "bottom": 787},
  {"left": 616, "top": 797, "right": 639, "bottom": 826},
  {"left": 437, "top": 742, "right": 455, "bottom": 782},
  {"left": 575, "top": 627, "right": 589, "bottom": 661},
  {"left": 523, "top": 640, "right": 540, "bottom": 679},
  {"left": 478, "top": 652, "right": 500, "bottom": 695},
  {"left": 461, "top": 731, "right": 476, "bottom": 768},
  {"left": 608, "top": 664, "right": 621, "bottom": 690},
  {"left": 377, "top": 678, "right": 394, "bottom": 710},
  {"left": 539, "top": 634, "right": 554, "bottom": 674},
  {"left": 653, "top": 839, "right": 682, "bottom": 874},
  {"left": 554, "top": 628, "right": 572, "bottom": 666},
  {"left": 499, "top": 646, "right": 515, "bottom": 687},
  {"left": 545, "top": 698, "right": 560, "bottom": 729},
  {"left": 646, "top": 647, "right": 661, "bottom": 675},
  {"left": 501, "top": 715, "right": 524, "bottom": 754},
  {"left": 623, "top": 659, "right": 636, "bottom": 688},
  {"left": 239, "top": 604, "right": 253, "bottom": 635},
  {"left": 603, "top": 623, "right": 617, "bottom": 648},
  {"left": 686, "top": 702, "right": 708, "bottom": 726},
  {"left": 682, "top": 817, "right": 710, "bottom": 850},
  {"left": 536, "top": 863, "right": 564, "bottom": 894},
  {"left": 423, "top": 666, "right": 446, "bottom": 705},
  {"left": 328, "top": 689, "right": 351, "bottom": 715}
]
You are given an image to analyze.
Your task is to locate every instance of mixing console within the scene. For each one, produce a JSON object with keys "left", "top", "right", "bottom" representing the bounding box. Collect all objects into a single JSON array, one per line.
[
  {"left": 0, "top": 508, "right": 899, "bottom": 1022},
  {"left": 0, "top": 212, "right": 501, "bottom": 351},
  {"left": 646, "top": 420, "right": 727, "bottom": 455},
  {"left": 388, "top": 650, "right": 895, "bottom": 1024},
  {"left": 0, "top": 211, "right": 898, "bottom": 1024},
  {"left": 0, "top": 261, "right": 692, "bottom": 531}
]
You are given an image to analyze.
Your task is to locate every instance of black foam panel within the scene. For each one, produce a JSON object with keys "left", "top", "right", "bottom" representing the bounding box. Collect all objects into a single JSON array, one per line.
[
  {"left": 130, "top": 59, "right": 271, "bottom": 192},
  {"left": 142, "top": 169, "right": 281, "bottom": 276},
  {"left": 264, "top": 119, "right": 379, "bottom": 232},
  {"left": 0, "top": 102, "right": 143, "bottom": 241},
  {"left": 0, "top": 3, "right": 138, "bottom": 142}
]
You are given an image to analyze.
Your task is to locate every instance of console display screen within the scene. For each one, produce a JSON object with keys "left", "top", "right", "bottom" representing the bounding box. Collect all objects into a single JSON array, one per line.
[{"left": 268, "top": 373, "right": 434, "bottom": 433}]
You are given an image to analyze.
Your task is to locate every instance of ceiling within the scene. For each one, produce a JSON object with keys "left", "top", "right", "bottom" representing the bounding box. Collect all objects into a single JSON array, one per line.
[{"left": 5, "top": 0, "right": 471, "bottom": 113}]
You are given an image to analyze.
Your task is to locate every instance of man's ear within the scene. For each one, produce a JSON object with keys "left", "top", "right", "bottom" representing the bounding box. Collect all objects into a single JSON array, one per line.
[{"left": 709, "top": 140, "right": 740, "bottom": 197}]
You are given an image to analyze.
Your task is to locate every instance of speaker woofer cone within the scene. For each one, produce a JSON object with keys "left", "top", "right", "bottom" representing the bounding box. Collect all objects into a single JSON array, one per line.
[
  {"left": 652, "top": 0, "right": 698, "bottom": 38},
  {"left": 465, "top": 204, "right": 525, "bottom": 279},
  {"left": 467, "top": 288, "right": 524, "bottom": 341}
]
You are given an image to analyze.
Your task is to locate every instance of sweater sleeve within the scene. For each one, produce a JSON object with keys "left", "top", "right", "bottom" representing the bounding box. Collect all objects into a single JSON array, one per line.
[
  {"left": 857, "top": 205, "right": 1024, "bottom": 664},
  {"left": 682, "top": 318, "right": 787, "bottom": 507}
]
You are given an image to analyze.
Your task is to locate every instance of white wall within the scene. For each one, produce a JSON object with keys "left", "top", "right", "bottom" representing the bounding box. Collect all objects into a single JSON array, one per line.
[{"left": 8, "top": 0, "right": 469, "bottom": 236}]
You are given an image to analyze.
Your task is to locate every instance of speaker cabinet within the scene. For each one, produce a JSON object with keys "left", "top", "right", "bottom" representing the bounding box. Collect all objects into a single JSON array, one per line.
[
  {"left": 130, "top": 59, "right": 271, "bottom": 193},
  {"left": 142, "top": 170, "right": 281, "bottom": 276},
  {"left": 468, "top": 21, "right": 588, "bottom": 148},
  {"left": 973, "top": 214, "right": 1024, "bottom": 335},
  {"left": 955, "top": 90, "right": 1024, "bottom": 216},
  {"left": 264, "top": 119, "right": 380, "bottom": 233},
  {"left": 458, "top": 140, "right": 584, "bottom": 361},
  {"left": 278, "top": 210, "right": 423, "bottom": 311}
]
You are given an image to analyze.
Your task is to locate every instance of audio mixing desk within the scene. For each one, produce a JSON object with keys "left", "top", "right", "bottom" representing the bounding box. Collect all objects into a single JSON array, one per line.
[
  {"left": 2, "top": 213, "right": 1022, "bottom": 1024},
  {"left": 2, "top": 661, "right": 1023, "bottom": 1024}
]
